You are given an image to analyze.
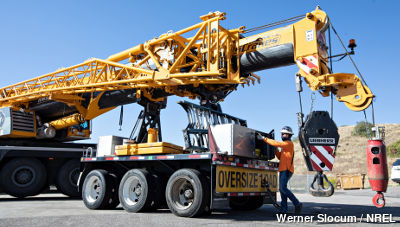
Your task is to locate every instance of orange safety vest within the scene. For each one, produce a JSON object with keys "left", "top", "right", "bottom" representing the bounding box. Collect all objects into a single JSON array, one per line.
[{"left": 263, "top": 138, "right": 294, "bottom": 173}]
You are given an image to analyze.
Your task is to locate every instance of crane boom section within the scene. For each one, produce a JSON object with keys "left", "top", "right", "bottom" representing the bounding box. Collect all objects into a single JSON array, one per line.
[{"left": 238, "top": 8, "right": 372, "bottom": 111}]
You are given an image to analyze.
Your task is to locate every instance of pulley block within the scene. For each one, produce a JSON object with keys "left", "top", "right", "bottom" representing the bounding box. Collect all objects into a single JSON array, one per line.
[{"left": 299, "top": 111, "right": 339, "bottom": 172}]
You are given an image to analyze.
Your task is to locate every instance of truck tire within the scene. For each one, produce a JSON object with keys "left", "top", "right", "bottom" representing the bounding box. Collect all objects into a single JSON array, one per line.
[
  {"left": 56, "top": 160, "right": 81, "bottom": 198},
  {"left": 82, "top": 169, "right": 118, "bottom": 209},
  {"left": 229, "top": 196, "right": 264, "bottom": 210},
  {"left": 0, "top": 158, "right": 47, "bottom": 198},
  {"left": 165, "top": 168, "right": 209, "bottom": 217},
  {"left": 119, "top": 169, "right": 156, "bottom": 212}
]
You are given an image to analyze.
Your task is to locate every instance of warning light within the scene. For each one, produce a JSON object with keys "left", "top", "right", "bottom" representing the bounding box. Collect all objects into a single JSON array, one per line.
[{"left": 348, "top": 39, "right": 357, "bottom": 51}]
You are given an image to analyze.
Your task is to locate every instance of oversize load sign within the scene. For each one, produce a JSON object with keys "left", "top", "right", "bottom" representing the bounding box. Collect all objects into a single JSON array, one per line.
[{"left": 216, "top": 165, "right": 278, "bottom": 193}]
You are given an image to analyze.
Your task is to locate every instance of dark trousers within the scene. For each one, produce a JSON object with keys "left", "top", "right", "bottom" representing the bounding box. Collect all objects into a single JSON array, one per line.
[{"left": 279, "top": 170, "right": 300, "bottom": 212}]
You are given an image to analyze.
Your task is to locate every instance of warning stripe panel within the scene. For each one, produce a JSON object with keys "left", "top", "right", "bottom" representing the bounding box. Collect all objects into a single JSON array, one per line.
[
  {"left": 302, "top": 57, "right": 317, "bottom": 69},
  {"left": 313, "top": 151, "right": 333, "bottom": 170},
  {"left": 82, "top": 153, "right": 212, "bottom": 162},
  {"left": 156, "top": 156, "right": 174, "bottom": 160},
  {"left": 129, "top": 156, "right": 145, "bottom": 160},
  {"left": 322, "top": 146, "right": 335, "bottom": 157},
  {"left": 228, "top": 192, "right": 267, "bottom": 197},
  {"left": 310, "top": 145, "right": 336, "bottom": 171},
  {"left": 311, "top": 146, "right": 333, "bottom": 170},
  {"left": 297, "top": 60, "right": 310, "bottom": 75},
  {"left": 296, "top": 55, "right": 318, "bottom": 75},
  {"left": 309, "top": 152, "right": 330, "bottom": 171},
  {"left": 188, "top": 155, "right": 201, "bottom": 158},
  {"left": 311, "top": 160, "right": 322, "bottom": 172},
  {"left": 315, "top": 146, "right": 335, "bottom": 160},
  {"left": 81, "top": 154, "right": 279, "bottom": 172},
  {"left": 82, "top": 157, "right": 97, "bottom": 161}
]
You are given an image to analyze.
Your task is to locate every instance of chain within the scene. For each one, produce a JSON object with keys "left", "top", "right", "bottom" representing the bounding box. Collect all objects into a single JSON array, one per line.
[
  {"left": 310, "top": 92, "right": 316, "bottom": 113},
  {"left": 119, "top": 105, "right": 124, "bottom": 131},
  {"left": 363, "top": 110, "right": 371, "bottom": 139}
]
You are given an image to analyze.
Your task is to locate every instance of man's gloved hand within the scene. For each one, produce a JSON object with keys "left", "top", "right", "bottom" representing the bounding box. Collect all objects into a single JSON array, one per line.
[{"left": 257, "top": 133, "right": 265, "bottom": 140}]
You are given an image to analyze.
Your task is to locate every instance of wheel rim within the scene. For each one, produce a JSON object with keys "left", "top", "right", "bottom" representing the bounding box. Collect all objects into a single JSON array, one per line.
[
  {"left": 122, "top": 175, "right": 143, "bottom": 206},
  {"left": 84, "top": 175, "right": 102, "bottom": 203},
  {"left": 170, "top": 176, "right": 195, "bottom": 210},
  {"left": 12, "top": 166, "right": 35, "bottom": 187},
  {"left": 68, "top": 168, "right": 80, "bottom": 187}
]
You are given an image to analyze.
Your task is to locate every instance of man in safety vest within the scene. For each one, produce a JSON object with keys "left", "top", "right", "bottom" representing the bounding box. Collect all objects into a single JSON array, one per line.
[{"left": 258, "top": 126, "right": 302, "bottom": 214}]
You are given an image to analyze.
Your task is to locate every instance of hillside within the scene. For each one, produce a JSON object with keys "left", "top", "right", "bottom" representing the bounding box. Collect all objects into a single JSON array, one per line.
[{"left": 287, "top": 123, "right": 400, "bottom": 186}]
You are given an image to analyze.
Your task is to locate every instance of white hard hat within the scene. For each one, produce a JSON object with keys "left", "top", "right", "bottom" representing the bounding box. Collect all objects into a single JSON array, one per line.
[{"left": 281, "top": 126, "right": 294, "bottom": 135}]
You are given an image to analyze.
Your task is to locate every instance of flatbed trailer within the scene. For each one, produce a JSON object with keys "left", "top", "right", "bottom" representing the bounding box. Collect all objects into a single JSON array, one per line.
[{"left": 79, "top": 152, "right": 279, "bottom": 217}]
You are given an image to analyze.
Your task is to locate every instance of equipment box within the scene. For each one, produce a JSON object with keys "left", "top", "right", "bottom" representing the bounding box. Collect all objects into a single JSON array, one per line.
[
  {"left": 210, "top": 124, "right": 255, "bottom": 158},
  {"left": 97, "top": 135, "right": 126, "bottom": 157}
]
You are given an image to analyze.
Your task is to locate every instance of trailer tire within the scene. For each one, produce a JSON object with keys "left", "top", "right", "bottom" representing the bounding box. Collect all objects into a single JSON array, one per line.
[
  {"left": 229, "top": 196, "right": 264, "bottom": 210},
  {"left": 56, "top": 160, "right": 81, "bottom": 198},
  {"left": 119, "top": 169, "right": 156, "bottom": 212},
  {"left": 0, "top": 158, "right": 47, "bottom": 198},
  {"left": 165, "top": 169, "right": 209, "bottom": 217},
  {"left": 82, "top": 169, "right": 117, "bottom": 209}
]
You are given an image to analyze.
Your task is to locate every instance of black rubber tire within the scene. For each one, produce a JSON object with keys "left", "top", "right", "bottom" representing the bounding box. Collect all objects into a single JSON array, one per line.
[
  {"left": 165, "top": 168, "right": 210, "bottom": 217},
  {"left": 56, "top": 159, "right": 81, "bottom": 198},
  {"left": 0, "top": 158, "right": 47, "bottom": 198},
  {"left": 82, "top": 169, "right": 118, "bottom": 209},
  {"left": 229, "top": 196, "right": 264, "bottom": 210},
  {"left": 119, "top": 169, "right": 156, "bottom": 212}
]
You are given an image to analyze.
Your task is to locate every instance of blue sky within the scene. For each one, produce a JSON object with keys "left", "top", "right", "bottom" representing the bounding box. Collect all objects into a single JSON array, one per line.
[{"left": 0, "top": 0, "right": 398, "bottom": 145}]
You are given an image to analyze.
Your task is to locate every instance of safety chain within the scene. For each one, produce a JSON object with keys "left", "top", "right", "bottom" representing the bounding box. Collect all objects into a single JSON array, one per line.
[{"left": 309, "top": 92, "right": 316, "bottom": 114}]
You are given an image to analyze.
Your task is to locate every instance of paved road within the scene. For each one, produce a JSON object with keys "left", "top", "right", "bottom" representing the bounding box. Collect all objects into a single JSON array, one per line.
[{"left": 0, "top": 187, "right": 399, "bottom": 226}]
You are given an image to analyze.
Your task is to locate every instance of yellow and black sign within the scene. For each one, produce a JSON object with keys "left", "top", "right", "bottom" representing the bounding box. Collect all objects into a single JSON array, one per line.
[{"left": 216, "top": 165, "right": 278, "bottom": 193}]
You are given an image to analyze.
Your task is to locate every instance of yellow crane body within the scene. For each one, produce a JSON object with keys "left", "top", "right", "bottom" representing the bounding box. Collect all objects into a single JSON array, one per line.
[{"left": 0, "top": 7, "right": 373, "bottom": 140}]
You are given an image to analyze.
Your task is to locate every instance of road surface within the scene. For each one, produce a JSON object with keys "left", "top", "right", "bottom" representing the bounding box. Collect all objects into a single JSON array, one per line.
[{"left": 0, "top": 187, "right": 399, "bottom": 226}]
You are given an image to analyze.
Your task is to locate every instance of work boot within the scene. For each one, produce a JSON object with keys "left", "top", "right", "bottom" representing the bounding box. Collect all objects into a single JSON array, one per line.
[
  {"left": 277, "top": 209, "right": 287, "bottom": 214},
  {"left": 295, "top": 203, "right": 303, "bottom": 214}
]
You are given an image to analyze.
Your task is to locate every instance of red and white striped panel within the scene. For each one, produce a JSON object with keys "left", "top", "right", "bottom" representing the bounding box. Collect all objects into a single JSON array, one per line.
[
  {"left": 296, "top": 55, "right": 318, "bottom": 75},
  {"left": 228, "top": 192, "right": 267, "bottom": 197},
  {"left": 309, "top": 145, "right": 335, "bottom": 171}
]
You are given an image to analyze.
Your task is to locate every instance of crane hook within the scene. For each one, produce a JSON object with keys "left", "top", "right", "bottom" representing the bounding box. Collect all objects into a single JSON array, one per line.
[
  {"left": 372, "top": 192, "right": 385, "bottom": 208},
  {"left": 309, "top": 171, "right": 334, "bottom": 197}
]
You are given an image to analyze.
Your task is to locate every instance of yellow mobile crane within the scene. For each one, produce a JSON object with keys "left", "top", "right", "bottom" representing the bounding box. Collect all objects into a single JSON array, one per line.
[{"left": 0, "top": 7, "right": 381, "bottom": 216}]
